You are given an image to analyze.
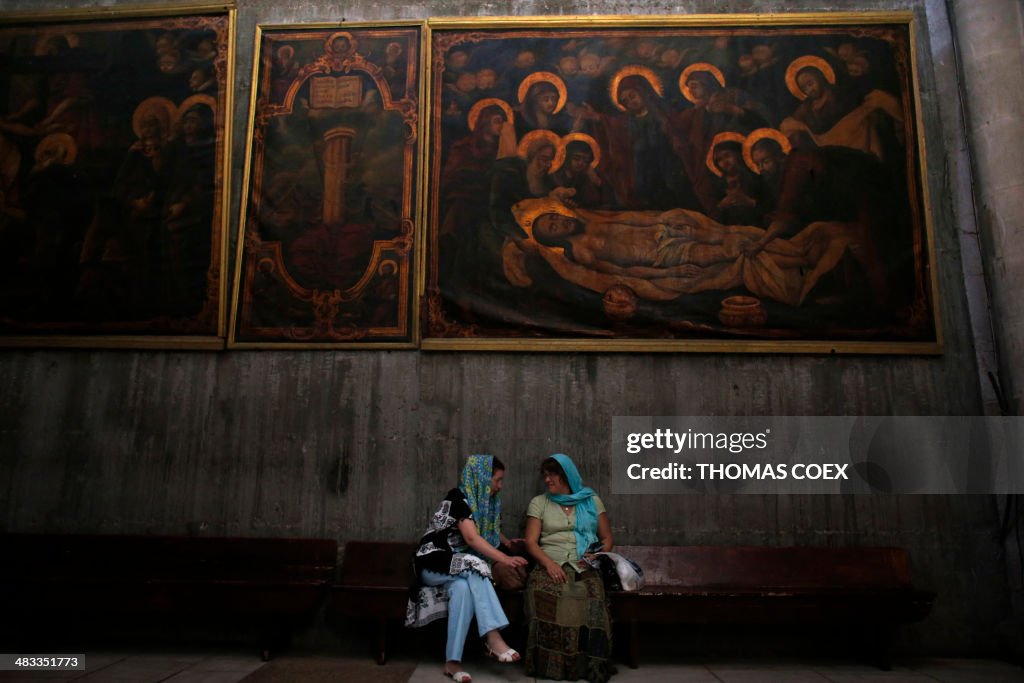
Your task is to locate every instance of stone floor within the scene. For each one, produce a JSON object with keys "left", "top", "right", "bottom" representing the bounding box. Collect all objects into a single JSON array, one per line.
[{"left": 0, "top": 653, "right": 1021, "bottom": 683}]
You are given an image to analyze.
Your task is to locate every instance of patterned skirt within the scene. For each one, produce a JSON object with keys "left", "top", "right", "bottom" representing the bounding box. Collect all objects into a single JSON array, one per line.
[{"left": 524, "top": 564, "right": 613, "bottom": 682}]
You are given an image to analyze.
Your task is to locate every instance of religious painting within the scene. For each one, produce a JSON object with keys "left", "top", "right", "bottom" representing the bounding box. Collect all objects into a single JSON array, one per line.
[
  {"left": 0, "top": 5, "right": 235, "bottom": 349},
  {"left": 229, "top": 23, "right": 422, "bottom": 348},
  {"left": 421, "top": 14, "right": 941, "bottom": 353}
]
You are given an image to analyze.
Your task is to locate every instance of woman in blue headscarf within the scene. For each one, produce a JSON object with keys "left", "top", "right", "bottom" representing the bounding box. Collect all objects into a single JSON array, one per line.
[
  {"left": 406, "top": 455, "right": 528, "bottom": 683},
  {"left": 523, "top": 453, "right": 615, "bottom": 682}
]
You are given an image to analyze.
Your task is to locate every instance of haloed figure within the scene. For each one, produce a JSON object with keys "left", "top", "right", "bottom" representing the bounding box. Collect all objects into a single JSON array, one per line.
[
  {"left": 711, "top": 140, "right": 762, "bottom": 225},
  {"left": 744, "top": 136, "right": 897, "bottom": 311},
  {"left": 580, "top": 72, "right": 691, "bottom": 210},
  {"left": 529, "top": 208, "right": 751, "bottom": 278},
  {"left": 161, "top": 104, "right": 215, "bottom": 316},
  {"left": 517, "top": 78, "right": 570, "bottom": 137},
  {"left": 551, "top": 139, "right": 615, "bottom": 209},
  {"left": 790, "top": 66, "right": 855, "bottom": 135}
]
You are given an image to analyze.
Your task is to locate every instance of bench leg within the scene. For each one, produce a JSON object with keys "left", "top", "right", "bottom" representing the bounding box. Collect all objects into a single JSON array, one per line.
[
  {"left": 261, "top": 622, "right": 291, "bottom": 662},
  {"left": 872, "top": 626, "right": 893, "bottom": 671},
  {"left": 856, "top": 624, "right": 894, "bottom": 670},
  {"left": 627, "top": 620, "right": 639, "bottom": 668},
  {"left": 375, "top": 617, "right": 387, "bottom": 665}
]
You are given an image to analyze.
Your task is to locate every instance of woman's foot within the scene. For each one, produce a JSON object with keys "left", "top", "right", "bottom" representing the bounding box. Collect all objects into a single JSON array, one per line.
[
  {"left": 484, "top": 631, "right": 520, "bottom": 663},
  {"left": 443, "top": 661, "right": 471, "bottom": 682}
]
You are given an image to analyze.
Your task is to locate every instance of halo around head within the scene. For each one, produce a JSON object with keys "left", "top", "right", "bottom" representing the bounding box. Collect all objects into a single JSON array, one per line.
[
  {"left": 178, "top": 94, "right": 217, "bottom": 119},
  {"left": 785, "top": 55, "right": 836, "bottom": 100},
  {"left": 324, "top": 31, "right": 357, "bottom": 57},
  {"left": 35, "top": 133, "right": 77, "bottom": 166},
  {"left": 512, "top": 197, "right": 577, "bottom": 243},
  {"left": 468, "top": 97, "right": 514, "bottom": 132},
  {"left": 132, "top": 96, "right": 178, "bottom": 139},
  {"left": 608, "top": 65, "right": 664, "bottom": 111},
  {"left": 517, "top": 71, "right": 568, "bottom": 114},
  {"left": 705, "top": 131, "right": 747, "bottom": 177},
  {"left": 517, "top": 129, "right": 565, "bottom": 174},
  {"left": 742, "top": 128, "right": 792, "bottom": 174},
  {"left": 679, "top": 62, "right": 727, "bottom": 103},
  {"left": 560, "top": 132, "right": 601, "bottom": 169}
]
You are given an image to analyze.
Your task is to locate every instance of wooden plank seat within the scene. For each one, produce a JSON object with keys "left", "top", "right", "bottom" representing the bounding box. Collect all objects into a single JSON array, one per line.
[
  {"left": 0, "top": 533, "right": 338, "bottom": 660},
  {"left": 612, "top": 545, "right": 935, "bottom": 669},
  {"left": 331, "top": 541, "right": 934, "bottom": 670}
]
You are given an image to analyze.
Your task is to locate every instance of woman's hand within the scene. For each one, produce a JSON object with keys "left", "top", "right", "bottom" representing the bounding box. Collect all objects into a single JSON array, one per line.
[
  {"left": 544, "top": 561, "right": 567, "bottom": 584},
  {"left": 497, "top": 553, "right": 529, "bottom": 569}
]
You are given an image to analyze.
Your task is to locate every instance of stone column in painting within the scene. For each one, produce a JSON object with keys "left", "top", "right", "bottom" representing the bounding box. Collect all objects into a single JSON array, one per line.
[{"left": 322, "top": 127, "right": 356, "bottom": 225}]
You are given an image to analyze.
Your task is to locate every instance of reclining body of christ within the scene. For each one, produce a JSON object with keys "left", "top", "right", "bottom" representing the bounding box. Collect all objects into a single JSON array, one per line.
[{"left": 506, "top": 199, "right": 863, "bottom": 308}]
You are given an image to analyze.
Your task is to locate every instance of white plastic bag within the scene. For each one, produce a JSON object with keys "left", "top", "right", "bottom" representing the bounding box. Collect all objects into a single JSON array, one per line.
[{"left": 588, "top": 551, "right": 645, "bottom": 591}]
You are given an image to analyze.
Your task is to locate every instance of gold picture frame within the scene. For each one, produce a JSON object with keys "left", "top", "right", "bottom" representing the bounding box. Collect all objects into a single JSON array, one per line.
[
  {"left": 0, "top": 3, "right": 236, "bottom": 349},
  {"left": 420, "top": 13, "right": 942, "bottom": 354},
  {"left": 228, "top": 21, "right": 425, "bottom": 348}
]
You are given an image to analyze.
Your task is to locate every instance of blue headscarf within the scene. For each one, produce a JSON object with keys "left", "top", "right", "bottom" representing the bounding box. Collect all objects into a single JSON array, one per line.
[
  {"left": 458, "top": 455, "right": 501, "bottom": 548},
  {"left": 546, "top": 453, "right": 598, "bottom": 557}
]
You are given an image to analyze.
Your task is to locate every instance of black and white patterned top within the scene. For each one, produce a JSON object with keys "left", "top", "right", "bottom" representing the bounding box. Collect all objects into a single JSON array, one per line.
[{"left": 405, "top": 488, "right": 493, "bottom": 628}]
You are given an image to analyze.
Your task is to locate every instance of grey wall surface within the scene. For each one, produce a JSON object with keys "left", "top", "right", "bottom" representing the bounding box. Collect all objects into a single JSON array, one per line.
[
  {"left": 947, "top": 0, "right": 1024, "bottom": 643},
  {"left": 949, "top": 0, "right": 1024, "bottom": 418},
  {"left": 0, "top": 0, "right": 1016, "bottom": 656}
]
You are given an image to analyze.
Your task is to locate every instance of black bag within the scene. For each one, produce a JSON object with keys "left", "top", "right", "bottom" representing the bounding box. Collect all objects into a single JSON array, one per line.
[{"left": 591, "top": 554, "right": 623, "bottom": 591}]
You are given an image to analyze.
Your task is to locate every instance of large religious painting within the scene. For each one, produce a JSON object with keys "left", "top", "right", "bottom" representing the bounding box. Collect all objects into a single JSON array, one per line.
[
  {"left": 422, "top": 14, "right": 941, "bottom": 353},
  {"left": 229, "top": 23, "right": 422, "bottom": 348},
  {"left": 0, "top": 5, "right": 235, "bottom": 349}
]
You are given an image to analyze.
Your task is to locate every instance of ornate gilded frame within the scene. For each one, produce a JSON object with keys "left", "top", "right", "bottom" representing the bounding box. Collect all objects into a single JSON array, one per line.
[
  {"left": 228, "top": 21, "right": 425, "bottom": 348},
  {"left": 420, "top": 14, "right": 942, "bottom": 354},
  {"left": 0, "top": 3, "right": 236, "bottom": 349}
]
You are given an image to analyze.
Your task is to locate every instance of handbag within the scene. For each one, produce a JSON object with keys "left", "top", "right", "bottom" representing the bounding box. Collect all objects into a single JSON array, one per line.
[{"left": 583, "top": 543, "right": 645, "bottom": 592}]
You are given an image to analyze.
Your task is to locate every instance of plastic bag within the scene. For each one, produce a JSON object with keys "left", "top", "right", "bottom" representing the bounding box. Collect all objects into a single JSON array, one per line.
[{"left": 583, "top": 547, "right": 645, "bottom": 591}]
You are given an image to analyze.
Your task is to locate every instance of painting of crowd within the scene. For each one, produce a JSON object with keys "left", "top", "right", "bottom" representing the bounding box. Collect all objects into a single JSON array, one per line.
[
  {"left": 425, "top": 25, "right": 935, "bottom": 345},
  {"left": 230, "top": 28, "right": 420, "bottom": 346},
  {"left": 0, "top": 13, "right": 228, "bottom": 340}
]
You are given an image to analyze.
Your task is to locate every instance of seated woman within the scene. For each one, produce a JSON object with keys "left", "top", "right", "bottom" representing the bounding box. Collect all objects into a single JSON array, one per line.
[
  {"left": 524, "top": 454, "right": 615, "bottom": 682},
  {"left": 405, "top": 455, "right": 529, "bottom": 683}
]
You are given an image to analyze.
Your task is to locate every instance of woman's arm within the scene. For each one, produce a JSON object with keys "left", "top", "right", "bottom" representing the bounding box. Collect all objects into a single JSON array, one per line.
[
  {"left": 525, "top": 516, "right": 566, "bottom": 584},
  {"left": 597, "top": 512, "right": 613, "bottom": 552},
  {"left": 459, "top": 518, "right": 527, "bottom": 568}
]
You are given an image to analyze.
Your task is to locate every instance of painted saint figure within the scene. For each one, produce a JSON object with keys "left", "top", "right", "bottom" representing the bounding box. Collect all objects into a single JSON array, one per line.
[{"left": 515, "top": 71, "right": 572, "bottom": 139}]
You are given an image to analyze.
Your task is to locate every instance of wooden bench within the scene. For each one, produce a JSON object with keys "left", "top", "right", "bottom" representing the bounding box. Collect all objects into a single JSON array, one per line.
[
  {"left": 332, "top": 541, "right": 416, "bottom": 664},
  {"left": 331, "top": 541, "right": 934, "bottom": 669},
  {"left": 612, "top": 545, "right": 935, "bottom": 669},
  {"left": 0, "top": 533, "right": 338, "bottom": 660}
]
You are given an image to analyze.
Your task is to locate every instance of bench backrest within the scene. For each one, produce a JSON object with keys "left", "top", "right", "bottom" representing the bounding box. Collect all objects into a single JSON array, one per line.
[
  {"left": 339, "top": 541, "right": 416, "bottom": 589},
  {"left": 0, "top": 534, "right": 338, "bottom": 583},
  {"left": 616, "top": 545, "right": 914, "bottom": 589}
]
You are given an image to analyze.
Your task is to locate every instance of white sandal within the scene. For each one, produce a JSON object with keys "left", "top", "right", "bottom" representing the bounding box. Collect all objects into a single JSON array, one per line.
[
  {"left": 443, "top": 667, "right": 472, "bottom": 682},
  {"left": 485, "top": 644, "right": 520, "bottom": 663}
]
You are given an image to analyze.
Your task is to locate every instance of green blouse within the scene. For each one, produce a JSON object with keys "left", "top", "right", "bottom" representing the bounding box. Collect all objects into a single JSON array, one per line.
[{"left": 527, "top": 493, "right": 606, "bottom": 565}]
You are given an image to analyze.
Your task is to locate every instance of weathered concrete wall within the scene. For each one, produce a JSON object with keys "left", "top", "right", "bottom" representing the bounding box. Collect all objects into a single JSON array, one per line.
[
  {"left": 0, "top": 0, "right": 1013, "bottom": 655},
  {"left": 947, "top": 0, "right": 1024, "bottom": 649},
  {"left": 949, "top": 0, "right": 1024, "bottom": 417}
]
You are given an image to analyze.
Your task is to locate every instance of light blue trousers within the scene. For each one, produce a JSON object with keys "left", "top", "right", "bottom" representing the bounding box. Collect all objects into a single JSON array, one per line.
[{"left": 421, "top": 569, "right": 509, "bottom": 662}]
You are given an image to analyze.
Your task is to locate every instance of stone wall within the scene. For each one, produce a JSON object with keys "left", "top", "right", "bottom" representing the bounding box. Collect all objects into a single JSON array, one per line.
[{"left": 0, "top": 0, "right": 1016, "bottom": 655}]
